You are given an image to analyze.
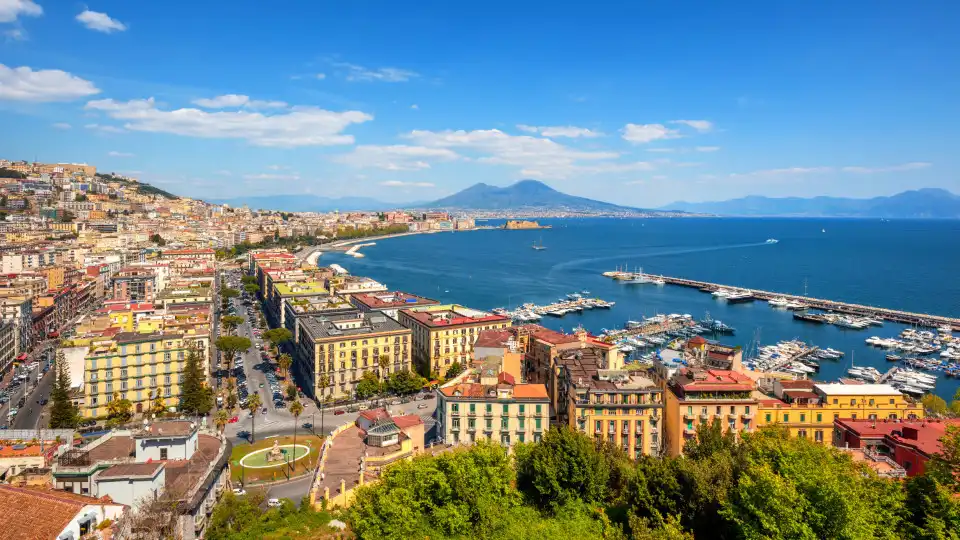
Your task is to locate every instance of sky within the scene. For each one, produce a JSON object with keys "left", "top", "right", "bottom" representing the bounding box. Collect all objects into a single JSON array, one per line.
[{"left": 1, "top": 0, "right": 958, "bottom": 207}]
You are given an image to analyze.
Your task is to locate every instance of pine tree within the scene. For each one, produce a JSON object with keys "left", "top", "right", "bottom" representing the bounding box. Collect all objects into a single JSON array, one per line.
[
  {"left": 178, "top": 349, "right": 212, "bottom": 416},
  {"left": 49, "top": 351, "right": 79, "bottom": 429}
]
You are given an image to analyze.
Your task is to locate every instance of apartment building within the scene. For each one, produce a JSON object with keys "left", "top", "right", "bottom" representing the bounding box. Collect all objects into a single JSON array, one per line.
[
  {"left": 398, "top": 304, "right": 511, "bottom": 377},
  {"left": 83, "top": 332, "right": 192, "bottom": 418},
  {"left": 555, "top": 347, "right": 663, "bottom": 458},
  {"left": 350, "top": 291, "right": 439, "bottom": 321},
  {"left": 295, "top": 311, "right": 412, "bottom": 401},
  {"left": 111, "top": 267, "right": 157, "bottom": 302},
  {"left": 437, "top": 371, "right": 549, "bottom": 447},
  {"left": 757, "top": 382, "right": 924, "bottom": 444},
  {"left": 664, "top": 368, "right": 759, "bottom": 457},
  {"left": 0, "top": 322, "right": 15, "bottom": 374}
]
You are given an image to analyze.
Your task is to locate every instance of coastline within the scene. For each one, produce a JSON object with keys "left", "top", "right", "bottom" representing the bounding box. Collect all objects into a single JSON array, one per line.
[{"left": 299, "top": 227, "right": 492, "bottom": 266}]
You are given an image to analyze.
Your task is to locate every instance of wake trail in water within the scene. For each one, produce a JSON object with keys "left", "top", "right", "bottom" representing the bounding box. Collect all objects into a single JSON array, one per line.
[{"left": 546, "top": 241, "right": 773, "bottom": 279}]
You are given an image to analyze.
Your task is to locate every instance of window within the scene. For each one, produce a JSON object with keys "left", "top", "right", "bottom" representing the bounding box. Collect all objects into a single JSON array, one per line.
[
  {"left": 518, "top": 433, "right": 525, "bottom": 443},
  {"left": 783, "top": 413, "right": 789, "bottom": 422},
  {"left": 800, "top": 413, "right": 805, "bottom": 422},
  {"left": 594, "top": 420, "right": 601, "bottom": 433},
  {"left": 730, "top": 406, "right": 735, "bottom": 414},
  {"left": 745, "top": 406, "right": 750, "bottom": 414},
  {"left": 468, "top": 419, "right": 476, "bottom": 430},
  {"left": 687, "top": 406, "right": 693, "bottom": 414},
  {"left": 815, "top": 430, "right": 824, "bottom": 442},
  {"left": 519, "top": 417, "right": 525, "bottom": 430},
  {"left": 485, "top": 403, "right": 492, "bottom": 414},
  {"left": 798, "top": 429, "right": 807, "bottom": 439},
  {"left": 452, "top": 418, "right": 460, "bottom": 429},
  {"left": 519, "top": 404, "right": 525, "bottom": 414},
  {"left": 501, "top": 417, "right": 508, "bottom": 430},
  {"left": 502, "top": 403, "right": 509, "bottom": 414},
  {"left": 850, "top": 399, "right": 856, "bottom": 406},
  {"left": 535, "top": 418, "right": 542, "bottom": 431},
  {"left": 535, "top": 404, "right": 542, "bottom": 415},
  {"left": 485, "top": 418, "right": 492, "bottom": 430},
  {"left": 451, "top": 403, "right": 459, "bottom": 413},
  {"left": 765, "top": 413, "right": 772, "bottom": 422},
  {"left": 816, "top": 413, "right": 822, "bottom": 422},
  {"left": 869, "top": 399, "right": 875, "bottom": 406},
  {"left": 160, "top": 448, "right": 168, "bottom": 460}
]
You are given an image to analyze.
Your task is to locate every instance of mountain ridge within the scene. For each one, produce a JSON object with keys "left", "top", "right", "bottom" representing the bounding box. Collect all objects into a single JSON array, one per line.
[
  {"left": 424, "top": 179, "right": 655, "bottom": 213},
  {"left": 661, "top": 188, "right": 960, "bottom": 218}
]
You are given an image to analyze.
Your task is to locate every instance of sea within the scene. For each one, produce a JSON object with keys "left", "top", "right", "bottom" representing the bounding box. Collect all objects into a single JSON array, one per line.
[{"left": 321, "top": 218, "right": 960, "bottom": 401}]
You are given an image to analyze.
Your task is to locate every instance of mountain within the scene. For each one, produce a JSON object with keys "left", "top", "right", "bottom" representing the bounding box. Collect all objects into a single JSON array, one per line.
[
  {"left": 660, "top": 188, "right": 960, "bottom": 218},
  {"left": 425, "top": 180, "right": 653, "bottom": 213},
  {"left": 210, "top": 194, "right": 400, "bottom": 212}
]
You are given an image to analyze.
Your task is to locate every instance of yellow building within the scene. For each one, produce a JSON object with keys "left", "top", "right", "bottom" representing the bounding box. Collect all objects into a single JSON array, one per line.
[
  {"left": 397, "top": 304, "right": 511, "bottom": 377},
  {"left": 556, "top": 347, "right": 663, "bottom": 458},
  {"left": 757, "top": 382, "right": 924, "bottom": 444},
  {"left": 82, "top": 332, "right": 192, "bottom": 418},
  {"left": 154, "top": 285, "right": 212, "bottom": 308},
  {"left": 42, "top": 266, "right": 66, "bottom": 291},
  {"left": 437, "top": 375, "right": 549, "bottom": 447},
  {"left": 295, "top": 312, "right": 412, "bottom": 401},
  {"left": 663, "top": 368, "right": 759, "bottom": 457}
]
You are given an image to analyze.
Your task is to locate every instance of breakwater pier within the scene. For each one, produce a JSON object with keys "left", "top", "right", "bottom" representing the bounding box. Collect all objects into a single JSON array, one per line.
[{"left": 603, "top": 271, "right": 960, "bottom": 331}]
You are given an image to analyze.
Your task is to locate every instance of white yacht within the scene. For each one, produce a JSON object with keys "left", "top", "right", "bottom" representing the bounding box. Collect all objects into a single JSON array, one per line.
[{"left": 768, "top": 297, "right": 790, "bottom": 308}]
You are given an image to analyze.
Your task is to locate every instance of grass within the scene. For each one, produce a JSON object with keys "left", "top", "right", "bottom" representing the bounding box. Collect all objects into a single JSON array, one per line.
[{"left": 231, "top": 434, "right": 323, "bottom": 485}]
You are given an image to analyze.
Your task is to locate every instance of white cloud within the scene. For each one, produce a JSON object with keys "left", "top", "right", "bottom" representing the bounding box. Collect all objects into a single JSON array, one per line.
[
  {"left": 405, "top": 128, "right": 629, "bottom": 179},
  {"left": 410, "top": 104, "right": 419, "bottom": 110},
  {"left": 621, "top": 123, "right": 682, "bottom": 144},
  {"left": 645, "top": 148, "right": 676, "bottom": 153},
  {"left": 4, "top": 28, "right": 25, "bottom": 41},
  {"left": 76, "top": 10, "right": 127, "bottom": 33},
  {"left": 107, "top": 150, "right": 134, "bottom": 157},
  {"left": 335, "top": 62, "right": 418, "bottom": 82},
  {"left": 85, "top": 123, "right": 125, "bottom": 133},
  {"left": 696, "top": 146, "right": 720, "bottom": 152},
  {"left": 0, "top": 0, "right": 41, "bottom": 23},
  {"left": 841, "top": 162, "right": 931, "bottom": 174},
  {"left": 191, "top": 94, "right": 287, "bottom": 109},
  {"left": 516, "top": 125, "right": 603, "bottom": 138},
  {"left": 334, "top": 145, "right": 459, "bottom": 171},
  {"left": 315, "top": 73, "right": 326, "bottom": 80},
  {"left": 0, "top": 64, "right": 100, "bottom": 102},
  {"left": 380, "top": 180, "right": 435, "bottom": 188},
  {"left": 85, "top": 97, "right": 372, "bottom": 147},
  {"left": 52, "top": 122, "right": 71, "bottom": 130},
  {"left": 267, "top": 165, "right": 289, "bottom": 171},
  {"left": 214, "top": 170, "right": 232, "bottom": 176},
  {"left": 670, "top": 119, "right": 713, "bottom": 133},
  {"left": 243, "top": 172, "right": 301, "bottom": 181}
]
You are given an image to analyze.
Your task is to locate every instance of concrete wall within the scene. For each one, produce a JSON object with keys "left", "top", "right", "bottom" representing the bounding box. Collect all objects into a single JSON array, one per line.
[
  {"left": 94, "top": 469, "right": 165, "bottom": 507},
  {"left": 135, "top": 430, "right": 198, "bottom": 461}
]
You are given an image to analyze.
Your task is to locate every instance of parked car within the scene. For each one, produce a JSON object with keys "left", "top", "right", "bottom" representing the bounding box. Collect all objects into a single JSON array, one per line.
[
  {"left": 228, "top": 415, "right": 239, "bottom": 424},
  {"left": 418, "top": 403, "right": 429, "bottom": 409},
  {"left": 334, "top": 409, "right": 345, "bottom": 416},
  {"left": 232, "top": 488, "right": 247, "bottom": 496},
  {"left": 267, "top": 498, "right": 282, "bottom": 508}
]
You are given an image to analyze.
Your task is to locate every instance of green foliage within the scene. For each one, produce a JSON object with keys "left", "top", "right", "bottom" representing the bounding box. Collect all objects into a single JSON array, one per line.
[
  {"left": 0, "top": 167, "right": 26, "bottom": 179},
  {"left": 106, "top": 391, "right": 133, "bottom": 425},
  {"left": 243, "top": 283, "right": 260, "bottom": 295},
  {"left": 220, "top": 315, "right": 244, "bottom": 331},
  {"left": 149, "top": 233, "right": 166, "bottom": 246},
  {"left": 515, "top": 425, "right": 612, "bottom": 512},
  {"left": 336, "top": 223, "right": 409, "bottom": 239},
  {"left": 444, "top": 361, "right": 464, "bottom": 380},
  {"left": 207, "top": 491, "right": 332, "bottom": 540},
  {"left": 221, "top": 287, "right": 240, "bottom": 300},
  {"left": 215, "top": 335, "right": 251, "bottom": 359},
  {"left": 385, "top": 369, "right": 426, "bottom": 395},
  {"left": 263, "top": 328, "right": 292, "bottom": 348},
  {"left": 241, "top": 275, "right": 257, "bottom": 285},
  {"left": 179, "top": 349, "right": 213, "bottom": 415},
  {"left": 922, "top": 394, "right": 948, "bottom": 416},
  {"left": 247, "top": 393, "right": 262, "bottom": 442},
  {"left": 285, "top": 384, "right": 298, "bottom": 400},
  {"left": 355, "top": 371, "right": 382, "bottom": 400},
  {"left": 49, "top": 351, "right": 79, "bottom": 429}
]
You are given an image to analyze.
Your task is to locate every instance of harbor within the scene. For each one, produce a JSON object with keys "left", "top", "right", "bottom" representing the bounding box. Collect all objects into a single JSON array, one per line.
[
  {"left": 493, "top": 292, "right": 615, "bottom": 322},
  {"left": 602, "top": 270, "right": 960, "bottom": 331}
]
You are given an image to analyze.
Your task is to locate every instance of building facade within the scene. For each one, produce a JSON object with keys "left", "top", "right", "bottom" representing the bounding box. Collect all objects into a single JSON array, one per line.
[
  {"left": 437, "top": 375, "right": 550, "bottom": 447},
  {"left": 398, "top": 304, "right": 510, "bottom": 377}
]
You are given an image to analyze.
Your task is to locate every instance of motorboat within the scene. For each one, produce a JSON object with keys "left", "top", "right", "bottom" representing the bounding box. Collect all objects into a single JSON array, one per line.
[{"left": 768, "top": 297, "right": 790, "bottom": 308}]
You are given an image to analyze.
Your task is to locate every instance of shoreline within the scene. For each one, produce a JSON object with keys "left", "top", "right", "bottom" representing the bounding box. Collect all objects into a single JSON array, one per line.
[{"left": 299, "top": 227, "right": 491, "bottom": 265}]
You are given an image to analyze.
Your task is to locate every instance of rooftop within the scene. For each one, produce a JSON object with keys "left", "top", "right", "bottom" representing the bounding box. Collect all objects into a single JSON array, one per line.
[
  {"left": 0, "top": 485, "right": 121, "bottom": 540},
  {"left": 400, "top": 304, "right": 509, "bottom": 328},
  {"left": 671, "top": 368, "right": 755, "bottom": 393},
  {"left": 135, "top": 420, "right": 197, "bottom": 439},
  {"left": 351, "top": 291, "right": 440, "bottom": 310},
  {"left": 814, "top": 383, "right": 903, "bottom": 397},
  {"left": 274, "top": 281, "right": 327, "bottom": 296},
  {"left": 835, "top": 418, "right": 960, "bottom": 458},
  {"left": 440, "top": 381, "right": 549, "bottom": 400},
  {"left": 97, "top": 462, "right": 164, "bottom": 479},
  {"left": 300, "top": 312, "right": 408, "bottom": 341}
]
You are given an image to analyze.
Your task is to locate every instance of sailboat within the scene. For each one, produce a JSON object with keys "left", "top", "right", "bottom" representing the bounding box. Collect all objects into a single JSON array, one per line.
[{"left": 532, "top": 236, "right": 546, "bottom": 250}]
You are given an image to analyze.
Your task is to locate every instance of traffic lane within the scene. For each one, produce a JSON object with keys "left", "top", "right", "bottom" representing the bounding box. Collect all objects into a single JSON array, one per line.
[
  {"left": 13, "top": 367, "right": 54, "bottom": 429},
  {"left": 266, "top": 474, "right": 313, "bottom": 506}
]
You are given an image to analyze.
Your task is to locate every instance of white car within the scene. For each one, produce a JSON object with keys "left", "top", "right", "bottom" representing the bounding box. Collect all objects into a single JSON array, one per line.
[
  {"left": 267, "top": 498, "right": 282, "bottom": 508},
  {"left": 232, "top": 487, "right": 246, "bottom": 496}
]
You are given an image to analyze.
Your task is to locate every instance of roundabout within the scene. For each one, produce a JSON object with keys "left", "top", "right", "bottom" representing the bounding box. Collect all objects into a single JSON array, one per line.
[{"left": 239, "top": 443, "right": 311, "bottom": 469}]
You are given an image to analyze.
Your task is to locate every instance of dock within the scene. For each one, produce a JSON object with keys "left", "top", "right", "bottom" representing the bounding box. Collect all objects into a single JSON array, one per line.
[{"left": 604, "top": 272, "right": 960, "bottom": 331}]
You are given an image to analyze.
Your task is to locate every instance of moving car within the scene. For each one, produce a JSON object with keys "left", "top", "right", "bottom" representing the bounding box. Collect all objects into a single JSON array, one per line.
[
  {"left": 228, "top": 415, "right": 240, "bottom": 423},
  {"left": 232, "top": 488, "right": 247, "bottom": 496},
  {"left": 267, "top": 498, "right": 282, "bottom": 508}
]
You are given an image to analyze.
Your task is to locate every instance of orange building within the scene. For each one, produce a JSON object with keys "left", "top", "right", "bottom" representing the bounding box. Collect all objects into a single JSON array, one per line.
[{"left": 663, "top": 368, "right": 758, "bottom": 456}]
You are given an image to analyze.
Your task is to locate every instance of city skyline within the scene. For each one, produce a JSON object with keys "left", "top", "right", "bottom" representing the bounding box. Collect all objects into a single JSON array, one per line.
[{"left": 1, "top": 1, "right": 958, "bottom": 206}]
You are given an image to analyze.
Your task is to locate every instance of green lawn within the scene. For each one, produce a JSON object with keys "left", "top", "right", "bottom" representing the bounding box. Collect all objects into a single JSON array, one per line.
[{"left": 231, "top": 434, "right": 323, "bottom": 485}]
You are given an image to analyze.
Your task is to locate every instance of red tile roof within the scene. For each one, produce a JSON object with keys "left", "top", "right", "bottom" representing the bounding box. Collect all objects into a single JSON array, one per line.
[
  {"left": 391, "top": 415, "right": 424, "bottom": 429},
  {"left": 835, "top": 418, "right": 960, "bottom": 458},
  {"left": 0, "top": 485, "right": 121, "bottom": 540}
]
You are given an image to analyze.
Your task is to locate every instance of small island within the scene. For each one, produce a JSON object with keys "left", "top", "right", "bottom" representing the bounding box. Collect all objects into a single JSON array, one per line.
[{"left": 503, "top": 220, "right": 552, "bottom": 230}]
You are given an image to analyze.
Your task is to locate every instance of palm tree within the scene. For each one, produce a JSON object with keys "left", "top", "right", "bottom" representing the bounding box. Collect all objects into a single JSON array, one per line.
[
  {"left": 278, "top": 353, "right": 293, "bottom": 380},
  {"left": 289, "top": 399, "right": 304, "bottom": 473},
  {"left": 247, "top": 393, "right": 262, "bottom": 443},
  {"left": 318, "top": 374, "right": 330, "bottom": 436},
  {"left": 214, "top": 410, "right": 229, "bottom": 433}
]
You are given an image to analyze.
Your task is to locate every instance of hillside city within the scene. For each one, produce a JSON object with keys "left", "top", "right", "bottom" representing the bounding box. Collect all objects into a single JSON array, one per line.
[{"left": 0, "top": 159, "right": 957, "bottom": 540}]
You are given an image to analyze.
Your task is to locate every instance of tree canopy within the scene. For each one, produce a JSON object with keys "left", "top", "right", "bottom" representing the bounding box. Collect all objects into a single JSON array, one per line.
[
  {"left": 215, "top": 335, "right": 251, "bottom": 359},
  {"left": 179, "top": 349, "right": 213, "bottom": 415},
  {"left": 49, "top": 351, "right": 79, "bottom": 429},
  {"left": 385, "top": 369, "right": 426, "bottom": 395},
  {"left": 355, "top": 371, "right": 382, "bottom": 400}
]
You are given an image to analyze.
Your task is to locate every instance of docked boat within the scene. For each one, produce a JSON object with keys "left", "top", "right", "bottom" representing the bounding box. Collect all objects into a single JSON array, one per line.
[
  {"left": 768, "top": 297, "right": 790, "bottom": 308},
  {"left": 724, "top": 291, "right": 755, "bottom": 304},
  {"left": 886, "top": 354, "right": 902, "bottom": 362},
  {"left": 765, "top": 238, "right": 779, "bottom": 244},
  {"left": 793, "top": 311, "right": 827, "bottom": 324}
]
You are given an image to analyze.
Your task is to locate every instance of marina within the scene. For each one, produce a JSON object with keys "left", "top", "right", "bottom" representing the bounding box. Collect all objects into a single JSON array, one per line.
[
  {"left": 602, "top": 270, "right": 960, "bottom": 331},
  {"left": 492, "top": 293, "right": 615, "bottom": 322}
]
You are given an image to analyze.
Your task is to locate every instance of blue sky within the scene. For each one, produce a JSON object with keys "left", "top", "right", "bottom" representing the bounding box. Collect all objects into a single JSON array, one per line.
[{"left": 1, "top": 0, "right": 958, "bottom": 206}]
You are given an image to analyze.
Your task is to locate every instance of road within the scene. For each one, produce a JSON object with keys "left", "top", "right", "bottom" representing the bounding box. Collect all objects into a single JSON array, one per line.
[{"left": 12, "top": 365, "right": 54, "bottom": 429}]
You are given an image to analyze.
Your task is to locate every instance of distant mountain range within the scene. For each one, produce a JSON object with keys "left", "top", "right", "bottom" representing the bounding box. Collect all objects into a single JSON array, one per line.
[
  {"left": 425, "top": 180, "right": 657, "bottom": 213},
  {"left": 210, "top": 194, "right": 397, "bottom": 212},
  {"left": 661, "top": 188, "right": 960, "bottom": 218}
]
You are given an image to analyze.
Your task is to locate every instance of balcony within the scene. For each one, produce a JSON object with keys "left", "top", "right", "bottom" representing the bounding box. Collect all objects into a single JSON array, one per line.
[
  {"left": 683, "top": 412, "right": 695, "bottom": 421},
  {"left": 607, "top": 428, "right": 616, "bottom": 435},
  {"left": 727, "top": 412, "right": 738, "bottom": 418},
  {"left": 683, "top": 427, "right": 696, "bottom": 436},
  {"left": 741, "top": 412, "right": 754, "bottom": 420},
  {"left": 467, "top": 425, "right": 476, "bottom": 432},
  {"left": 699, "top": 413, "right": 709, "bottom": 420},
  {"left": 621, "top": 427, "right": 630, "bottom": 435},
  {"left": 595, "top": 427, "right": 602, "bottom": 435}
]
